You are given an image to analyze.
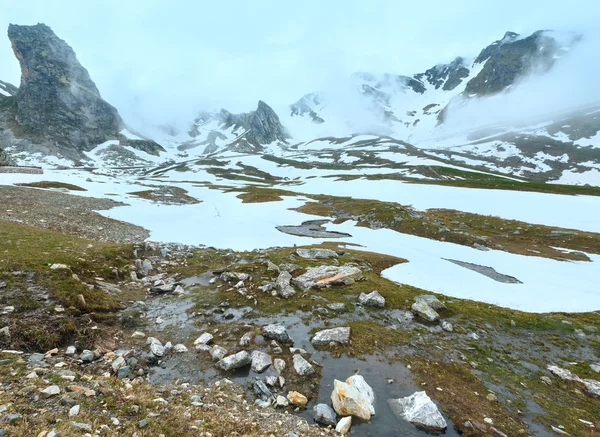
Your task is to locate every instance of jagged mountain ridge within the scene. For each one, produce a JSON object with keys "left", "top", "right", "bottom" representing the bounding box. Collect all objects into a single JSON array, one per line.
[
  {"left": 289, "top": 30, "right": 580, "bottom": 139},
  {"left": 0, "top": 23, "right": 164, "bottom": 164},
  {"left": 181, "top": 100, "right": 289, "bottom": 154}
]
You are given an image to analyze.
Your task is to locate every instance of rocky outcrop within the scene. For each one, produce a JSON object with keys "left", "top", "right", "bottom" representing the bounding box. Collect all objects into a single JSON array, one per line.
[
  {"left": 219, "top": 100, "right": 289, "bottom": 145},
  {"left": 464, "top": 30, "right": 576, "bottom": 96},
  {"left": 1, "top": 23, "right": 164, "bottom": 163},
  {"left": 8, "top": 23, "right": 122, "bottom": 151}
]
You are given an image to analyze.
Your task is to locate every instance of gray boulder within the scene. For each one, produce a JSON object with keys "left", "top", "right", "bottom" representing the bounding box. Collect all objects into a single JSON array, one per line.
[
  {"left": 217, "top": 351, "right": 251, "bottom": 371},
  {"left": 250, "top": 351, "right": 272, "bottom": 373},
  {"left": 313, "top": 403, "right": 336, "bottom": 427},
  {"left": 414, "top": 295, "right": 447, "bottom": 311},
  {"left": 275, "top": 271, "right": 296, "bottom": 298},
  {"left": 311, "top": 327, "right": 351, "bottom": 346},
  {"left": 262, "top": 324, "right": 293, "bottom": 344},
  {"left": 292, "top": 354, "right": 315, "bottom": 376},
  {"left": 359, "top": 291, "right": 385, "bottom": 307},
  {"left": 388, "top": 391, "right": 447, "bottom": 432},
  {"left": 292, "top": 265, "right": 363, "bottom": 291},
  {"left": 296, "top": 248, "right": 338, "bottom": 259},
  {"left": 411, "top": 301, "right": 440, "bottom": 322}
]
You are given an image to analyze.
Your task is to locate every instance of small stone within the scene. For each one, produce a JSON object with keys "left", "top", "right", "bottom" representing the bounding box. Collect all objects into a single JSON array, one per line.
[
  {"left": 313, "top": 403, "right": 337, "bottom": 427},
  {"left": 79, "top": 350, "right": 94, "bottom": 363},
  {"left": 262, "top": 324, "right": 293, "bottom": 344},
  {"left": 441, "top": 321, "right": 453, "bottom": 332},
  {"left": 131, "top": 331, "right": 145, "bottom": 338},
  {"left": 193, "top": 333, "right": 213, "bottom": 345},
  {"left": 117, "top": 366, "right": 131, "bottom": 379},
  {"left": 296, "top": 248, "right": 338, "bottom": 259},
  {"left": 311, "top": 327, "right": 350, "bottom": 346},
  {"left": 250, "top": 351, "right": 272, "bottom": 373},
  {"left": 287, "top": 391, "right": 308, "bottom": 407},
  {"left": 41, "top": 385, "right": 60, "bottom": 398},
  {"left": 138, "top": 418, "right": 150, "bottom": 428},
  {"left": 70, "top": 422, "right": 92, "bottom": 432},
  {"left": 65, "top": 346, "right": 76, "bottom": 356},
  {"left": 274, "top": 395, "right": 289, "bottom": 408},
  {"left": 411, "top": 301, "right": 440, "bottom": 322},
  {"left": 292, "top": 354, "right": 314, "bottom": 376},
  {"left": 111, "top": 356, "right": 126, "bottom": 372},
  {"left": 210, "top": 346, "right": 228, "bottom": 361},
  {"left": 358, "top": 290, "right": 385, "bottom": 307},
  {"left": 239, "top": 332, "right": 253, "bottom": 347},
  {"left": 273, "top": 358, "right": 286, "bottom": 374},
  {"left": 414, "top": 295, "right": 447, "bottom": 311},
  {"left": 173, "top": 344, "right": 188, "bottom": 353},
  {"left": 150, "top": 343, "right": 165, "bottom": 357},
  {"left": 217, "top": 351, "right": 251, "bottom": 371},
  {"left": 336, "top": 416, "right": 352, "bottom": 435},
  {"left": 69, "top": 405, "right": 80, "bottom": 417}
]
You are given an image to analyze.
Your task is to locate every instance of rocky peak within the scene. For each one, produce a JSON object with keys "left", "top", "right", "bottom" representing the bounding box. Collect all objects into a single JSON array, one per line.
[
  {"left": 7, "top": 23, "right": 123, "bottom": 152},
  {"left": 218, "top": 101, "right": 288, "bottom": 145},
  {"left": 249, "top": 100, "right": 289, "bottom": 144},
  {"left": 415, "top": 57, "right": 471, "bottom": 91},
  {"left": 465, "top": 30, "right": 574, "bottom": 96}
]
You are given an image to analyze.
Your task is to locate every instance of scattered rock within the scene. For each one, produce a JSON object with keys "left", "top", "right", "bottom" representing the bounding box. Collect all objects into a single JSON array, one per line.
[
  {"left": 336, "top": 416, "right": 352, "bottom": 435},
  {"left": 388, "top": 391, "right": 447, "bottom": 432},
  {"left": 292, "top": 265, "right": 363, "bottom": 290},
  {"left": 173, "top": 344, "right": 188, "bottom": 353},
  {"left": 273, "top": 358, "right": 286, "bottom": 374},
  {"left": 358, "top": 290, "right": 385, "bottom": 307},
  {"left": 79, "top": 350, "right": 94, "bottom": 363},
  {"left": 292, "top": 354, "right": 315, "bottom": 376},
  {"left": 70, "top": 422, "right": 92, "bottom": 432},
  {"left": 441, "top": 321, "right": 453, "bottom": 332},
  {"left": 275, "top": 271, "right": 296, "bottom": 298},
  {"left": 150, "top": 342, "right": 165, "bottom": 357},
  {"left": 68, "top": 405, "right": 80, "bottom": 417},
  {"left": 263, "top": 324, "right": 293, "bottom": 344},
  {"left": 287, "top": 391, "right": 308, "bottom": 407},
  {"left": 326, "top": 303, "right": 346, "bottom": 311},
  {"left": 218, "top": 351, "right": 251, "bottom": 371},
  {"left": 275, "top": 395, "right": 289, "bottom": 408},
  {"left": 313, "top": 403, "right": 337, "bottom": 427},
  {"left": 296, "top": 248, "right": 338, "bottom": 259},
  {"left": 210, "top": 346, "right": 228, "bottom": 361},
  {"left": 346, "top": 375, "right": 375, "bottom": 415},
  {"left": 414, "top": 295, "right": 447, "bottom": 311},
  {"left": 250, "top": 351, "right": 272, "bottom": 373},
  {"left": 239, "top": 332, "right": 253, "bottom": 347},
  {"left": 311, "top": 327, "right": 351, "bottom": 346},
  {"left": 331, "top": 379, "right": 371, "bottom": 421},
  {"left": 193, "top": 333, "right": 213, "bottom": 346},
  {"left": 411, "top": 301, "right": 440, "bottom": 323},
  {"left": 40, "top": 385, "right": 60, "bottom": 398},
  {"left": 65, "top": 346, "right": 76, "bottom": 356}
]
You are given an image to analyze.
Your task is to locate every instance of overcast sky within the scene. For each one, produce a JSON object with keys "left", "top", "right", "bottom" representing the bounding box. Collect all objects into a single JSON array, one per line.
[{"left": 1, "top": 0, "right": 598, "bottom": 129}]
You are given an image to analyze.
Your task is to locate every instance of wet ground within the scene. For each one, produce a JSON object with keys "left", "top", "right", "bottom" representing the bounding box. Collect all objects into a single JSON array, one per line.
[{"left": 143, "top": 290, "right": 458, "bottom": 436}]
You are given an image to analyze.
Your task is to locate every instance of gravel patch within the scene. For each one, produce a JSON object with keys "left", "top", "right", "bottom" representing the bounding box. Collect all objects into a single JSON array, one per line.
[{"left": 0, "top": 185, "right": 148, "bottom": 242}]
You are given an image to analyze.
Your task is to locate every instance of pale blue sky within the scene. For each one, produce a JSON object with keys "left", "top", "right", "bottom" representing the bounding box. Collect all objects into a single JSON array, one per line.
[{"left": 1, "top": 0, "right": 597, "bottom": 127}]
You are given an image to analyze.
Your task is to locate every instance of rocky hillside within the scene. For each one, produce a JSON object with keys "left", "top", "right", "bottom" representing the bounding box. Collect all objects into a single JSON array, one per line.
[{"left": 0, "top": 23, "right": 164, "bottom": 164}]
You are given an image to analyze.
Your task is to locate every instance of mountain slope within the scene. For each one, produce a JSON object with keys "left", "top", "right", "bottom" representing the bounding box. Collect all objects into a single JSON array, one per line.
[{"left": 0, "top": 23, "right": 165, "bottom": 165}]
